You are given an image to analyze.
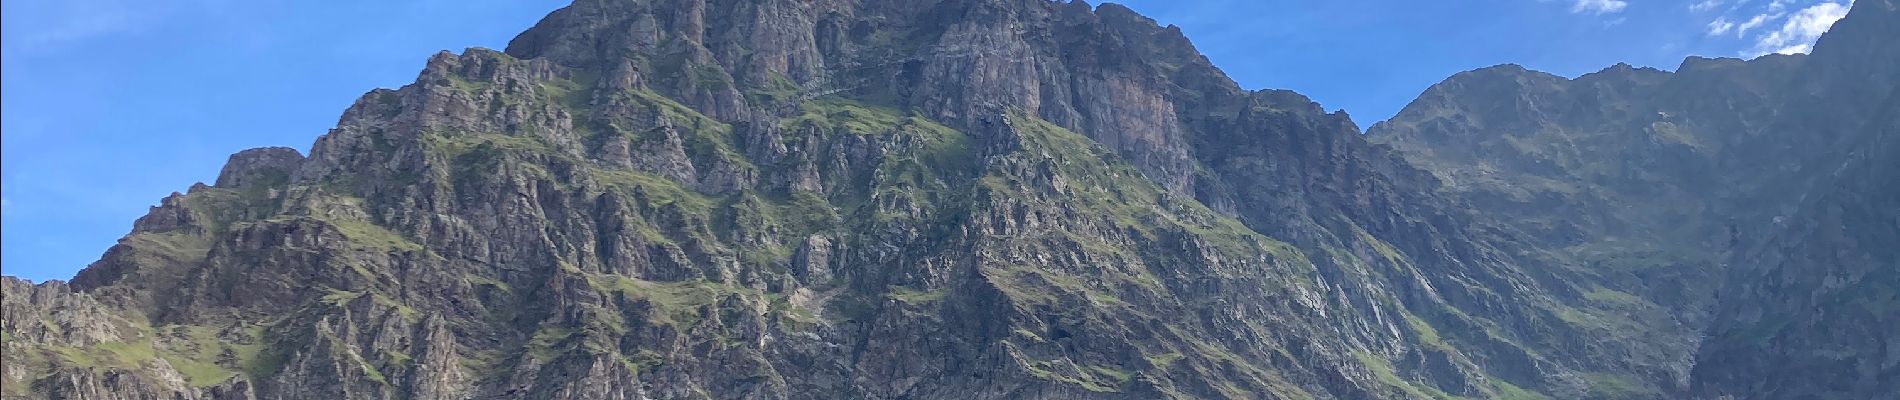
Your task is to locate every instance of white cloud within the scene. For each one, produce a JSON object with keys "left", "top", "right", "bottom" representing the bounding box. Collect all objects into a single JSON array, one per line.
[
  {"left": 1745, "top": 1, "right": 1852, "bottom": 56},
  {"left": 1691, "top": 0, "right": 1725, "bottom": 12},
  {"left": 1572, "top": 0, "right": 1630, "bottom": 14},
  {"left": 1708, "top": 17, "right": 1738, "bottom": 35},
  {"left": 1735, "top": 12, "right": 1782, "bottom": 37},
  {"left": 1772, "top": 43, "right": 1815, "bottom": 54}
]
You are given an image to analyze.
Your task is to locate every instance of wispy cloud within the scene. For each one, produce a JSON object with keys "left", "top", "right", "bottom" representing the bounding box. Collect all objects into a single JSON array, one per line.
[
  {"left": 1768, "top": 0, "right": 1796, "bottom": 13},
  {"left": 0, "top": 0, "right": 246, "bottom": 59},
  {"left": 1735, "top": 13, "right": 1783, "bottom": 37},
  {"left": 1572, "top": 0, "right": 1630, "bottom": 14},
  {"left": 1691, "top": 0, "right": 1726, "bottom": 12},
  {"left": 1745, "top": 1, "right": 1852, "bottom": 55},
  {"left": 1708, "top": 17, "right": 1738, "bottom": 35},
  {"left": 2, "top": 0, "right": 155, "bottom": 57}
]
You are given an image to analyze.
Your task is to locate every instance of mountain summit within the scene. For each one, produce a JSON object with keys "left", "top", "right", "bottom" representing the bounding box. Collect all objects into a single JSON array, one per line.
[{"left": 4, "top": 1, "right": 1896, "bottom": 399}]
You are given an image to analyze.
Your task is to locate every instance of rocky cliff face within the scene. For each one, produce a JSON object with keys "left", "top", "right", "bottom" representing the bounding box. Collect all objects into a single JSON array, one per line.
[{"left": 4, "top": 0, "right": 1895, "bottom": 399}]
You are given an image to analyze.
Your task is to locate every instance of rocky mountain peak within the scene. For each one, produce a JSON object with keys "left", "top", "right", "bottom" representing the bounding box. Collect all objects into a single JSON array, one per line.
[
  {"left": 491, "top": 0, "right": 1266, "bottom": 195},
  {"left": 215, "top": 147, "right": 305, "bottom": 188}
]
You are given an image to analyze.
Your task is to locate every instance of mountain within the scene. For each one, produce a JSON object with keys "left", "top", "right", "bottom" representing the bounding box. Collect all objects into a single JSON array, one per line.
[{"left": 3, "top": 0, "right": 1895, "bottom": 399}]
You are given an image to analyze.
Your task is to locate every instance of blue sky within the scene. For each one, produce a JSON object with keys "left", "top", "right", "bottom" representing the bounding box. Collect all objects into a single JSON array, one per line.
[{"left": 0, "top": 0, "right": 1854, "bottom": 282}]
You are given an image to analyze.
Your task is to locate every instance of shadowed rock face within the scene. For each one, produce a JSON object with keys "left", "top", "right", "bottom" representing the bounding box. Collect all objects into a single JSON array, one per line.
[
  {"left": 3, "top": 1, "right": 1895, "bottom": 399},
  {"left": 1686, "top": 2, "right": 1900, "bottom": 398},
  {"left": 1371, "top": 1, "right": 1900, "bottom": 399},
  {"left": 1688, "top": 84, "right": 1900, "bottom": 399},
  {"left": 1368, "top": 57, "right": 1811, "bottom": 396}
]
